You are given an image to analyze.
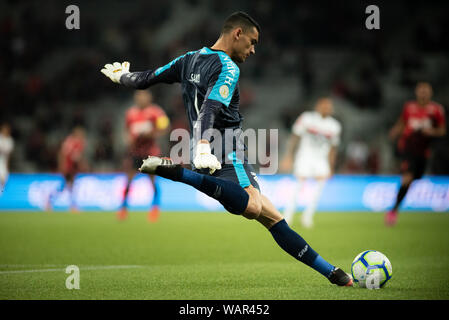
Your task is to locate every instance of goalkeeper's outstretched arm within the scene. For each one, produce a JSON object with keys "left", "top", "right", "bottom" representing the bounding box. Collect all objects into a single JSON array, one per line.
[
  {"left": 101, "top": 55, "right": 185, "bottom": 89},
  {"left": 120, "top": 67, "right": 180, "bottom": 89}
]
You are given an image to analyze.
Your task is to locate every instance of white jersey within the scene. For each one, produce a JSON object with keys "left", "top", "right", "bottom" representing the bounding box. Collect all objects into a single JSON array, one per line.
[
  {"left": 292, "top": 111, "right": 341, "bottom": 178},
  {"left": 0, "top": 134, "right": 14, "bottom": 182}
]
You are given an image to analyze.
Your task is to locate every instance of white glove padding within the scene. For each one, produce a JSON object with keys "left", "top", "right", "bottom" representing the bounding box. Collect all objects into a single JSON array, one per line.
[
  {"left": 193, "top": 143, "right": 222, "bottom": 175},
  {"left": 101, "top": 61, "right": 130, "bottom": 83}
]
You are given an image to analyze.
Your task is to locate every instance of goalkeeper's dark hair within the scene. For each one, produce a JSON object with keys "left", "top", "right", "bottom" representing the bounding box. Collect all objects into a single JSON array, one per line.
[{"left": 221, "top": 11, "right": 260, "bottom": 35}]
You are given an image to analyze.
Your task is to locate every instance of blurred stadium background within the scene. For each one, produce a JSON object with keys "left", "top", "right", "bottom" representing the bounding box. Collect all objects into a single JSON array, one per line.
[{"left": 1, "top": 0, "right": 448, "bottom": 211}]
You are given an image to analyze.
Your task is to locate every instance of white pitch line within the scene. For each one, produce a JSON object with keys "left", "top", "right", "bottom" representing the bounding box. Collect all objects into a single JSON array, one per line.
[
  {"left": 0, "top": 265, "right": 144, "bottom": 275},
  {"left": 0, "top": 264, "right": 66, "bottom": 268}
]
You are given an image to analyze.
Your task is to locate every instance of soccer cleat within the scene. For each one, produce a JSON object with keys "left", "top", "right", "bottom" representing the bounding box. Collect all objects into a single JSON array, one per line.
[
  {"left": 148, "top": 206, "right": 160, "bottom": 223},
  {"left": 328, "top": 267, "right": 353, "bottom": 286},
  {"left": 385, "top": 209, "right": 398, "bottom": 226},
  {"left": 139, "top": 156, "right": 175, "bottom": 174}
]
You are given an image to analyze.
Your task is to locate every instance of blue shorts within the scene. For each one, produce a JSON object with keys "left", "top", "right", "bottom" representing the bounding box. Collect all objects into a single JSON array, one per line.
[
  {"left": 194, "top": 162, "right": 260, "bottom": 192},
  {"left": 214, "top": 163, "right": 260, "bottom": 191}
]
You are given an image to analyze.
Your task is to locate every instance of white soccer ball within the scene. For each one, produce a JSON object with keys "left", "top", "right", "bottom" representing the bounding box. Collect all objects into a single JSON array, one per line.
[{"left": 351, "top": 250, "right": 392, "bottom": 288}]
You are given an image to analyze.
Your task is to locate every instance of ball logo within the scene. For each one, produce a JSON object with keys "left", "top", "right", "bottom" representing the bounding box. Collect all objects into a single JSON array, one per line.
[{"left": 219, "top": 85, "right": 229, "bottom": 99}]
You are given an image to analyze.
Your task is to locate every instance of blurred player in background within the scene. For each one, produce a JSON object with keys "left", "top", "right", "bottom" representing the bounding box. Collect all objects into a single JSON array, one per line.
[
  {"left": 281, "top": 98, "right": 341, "bottom": 228},
  {"left": 119, "top": 90, "right": 170, "bottom": 221},
  {"left": 101, "top": 12, "right": 353, "bottom": 286},
  {"left": 0, "top": 123, "right": 14, "bottom": 193},
  {"left": 387, "top": 82, "right": 446, "bottom": 226},
  {"left": 47, "top": 126, "right": 88, "bottom": 211}
]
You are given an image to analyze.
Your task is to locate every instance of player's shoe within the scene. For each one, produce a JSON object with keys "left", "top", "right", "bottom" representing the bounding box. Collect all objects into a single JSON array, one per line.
[
  {"left": 148, "top": 205, "right": 160, "bottom": 223},
  {"left": 328, "top": 267, "right": 353, "bottom": 286},
  {"left": 385, "top": 209, "right": 398, "bottom": 226},
  {"left": 139, "top": 156, "right": 176, "bottom": 174},
  {"left": 117, "top": 207, "right": 128, "bottom": 220}
]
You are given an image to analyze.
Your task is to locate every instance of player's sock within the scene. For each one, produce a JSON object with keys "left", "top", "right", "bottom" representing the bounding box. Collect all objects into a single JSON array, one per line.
[
  {"left": 393, "top": 183, "right": 410, "bottom": 211},
  {"left": 156, "top": 166, "right": 249, "bottom": 214},
  {"left": 302, "top": 179, "right": 326, "bottom": 224},
  {"left": 122, "top": 183, "right": 130, "bottom": 208},
  {"left": 311, "top": 255, "right": 336, "bottom": 278},
  {"left": 117, "top": 183, "right": 130, "bottom": 220},
  {"left": 68, "top": 185, "right": 78, "bottom": 213},
  {"left": 47, "top": 180, "right": 66, "bottom": 211},
  {"left": 283, "top": 180, "right": 301, "bottom": 224},
  {"left": 46, "top": 191, "right": 55, "bottom": 211},
  {"left": 151, "top": 177, "right": 160, "bottom": 207},
  {"left": 148, "top": 177, "right": 161, "bottom": 222},
  {"left": 269, "top": 219, "right": 334, "bottom": 277}
]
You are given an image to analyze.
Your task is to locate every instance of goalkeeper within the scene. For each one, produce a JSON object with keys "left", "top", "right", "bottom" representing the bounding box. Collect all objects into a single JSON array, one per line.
[{"left": 101, "top": 11, "right": 352, "bottom": 286}]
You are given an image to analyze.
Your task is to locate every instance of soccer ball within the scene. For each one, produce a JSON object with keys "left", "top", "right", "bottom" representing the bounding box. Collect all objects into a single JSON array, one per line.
[{"left": 351, "top": 250, "right": 392, "bottom": 288}]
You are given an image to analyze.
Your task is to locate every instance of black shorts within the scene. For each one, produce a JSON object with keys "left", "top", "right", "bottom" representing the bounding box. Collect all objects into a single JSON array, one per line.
[
  {"left": 400, "top": 154, "right": 427, "bottom": 180},
  {"left": 195, "top": 162, "right": 260, "bottom": 192}
]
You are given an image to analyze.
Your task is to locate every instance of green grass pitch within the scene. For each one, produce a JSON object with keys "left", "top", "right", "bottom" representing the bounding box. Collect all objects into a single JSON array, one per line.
[{"left": 0, "top": 211, "right": 448, "bottom": 300}]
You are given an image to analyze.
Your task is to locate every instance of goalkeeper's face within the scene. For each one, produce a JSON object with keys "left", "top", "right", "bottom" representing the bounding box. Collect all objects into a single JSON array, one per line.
[{"left": 232, "top": 26, "right": 259, "bottom": 63}]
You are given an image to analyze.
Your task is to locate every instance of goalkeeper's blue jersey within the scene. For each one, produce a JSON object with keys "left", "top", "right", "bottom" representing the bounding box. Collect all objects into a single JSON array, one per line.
[
  {"left": 121, "top": 47, "right": 246, "bottom": 163},
  {"left": 154, "top": 47, "right": 243, "bottom": 132}
]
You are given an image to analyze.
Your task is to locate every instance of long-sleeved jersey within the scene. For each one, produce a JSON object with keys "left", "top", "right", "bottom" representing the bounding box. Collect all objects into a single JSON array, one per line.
[
  {"left": 397, "top": 100, "right": 445, "bottom": 157},
  {"left": 120, "top": 47, "right": 244, "bottom": 163}
]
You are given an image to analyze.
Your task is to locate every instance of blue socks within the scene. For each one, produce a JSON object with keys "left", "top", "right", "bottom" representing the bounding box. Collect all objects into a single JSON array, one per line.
[
  {"left": 311, "top": 255, "right": 335, "bottom": 278},
  {"left": 157, "top": 167, "right": 249, "bottom": 215},
  {"left": 182, "top": 169, "right": 249, "bottom": 214},
  {"left": 269, "top": 219, "right": 335, "bottom": 277},
  {"left": 179, "top": 168, "right": 203, "bottom": 188},
  {"left": 151, "top": 177, "right": 160, "bottom": 207},
  {"left": 155, "top": 165, "right": 335, "bottom": 278}
]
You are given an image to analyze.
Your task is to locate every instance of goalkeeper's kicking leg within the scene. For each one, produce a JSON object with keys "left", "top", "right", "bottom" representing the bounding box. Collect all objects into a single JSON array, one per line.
[
  {"left": 244, "top": 186, "right": 352, "bottom": 286},
  {"left": 140, "top": 156, "right": 353, "bottom": 286}
]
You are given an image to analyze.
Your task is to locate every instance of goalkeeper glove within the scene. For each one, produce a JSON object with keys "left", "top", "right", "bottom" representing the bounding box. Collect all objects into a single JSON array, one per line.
[
  {"left": 193, "top": 142, "right": 222, "bottom": 175},
  {"left": 100, "top": 61, "right": 130, "bottom": 83}
]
